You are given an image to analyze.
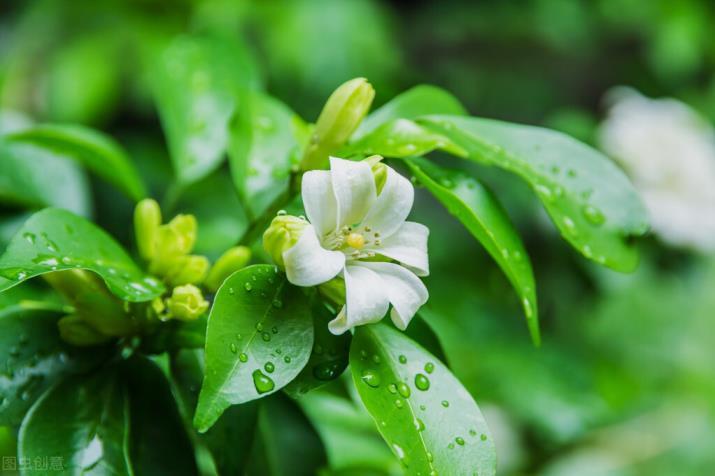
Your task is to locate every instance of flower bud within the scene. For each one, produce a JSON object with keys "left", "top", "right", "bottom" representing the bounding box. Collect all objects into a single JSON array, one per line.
[
  {"left": 301, "top": 78, "right": 375, "bottom": 171},
  {"left": 263, "top": 215, "right": 309, "bottom": 268},
  {"left": 365, "top": 155, "right": 387, "bottom": 194},
  {"left": 205, "top": 246, "right": 252, "bottom": 292},
  {"left": 149, "top": 214, "right": 198, "bottom": 276},
  {"left": 58, "top": 314, "right": 112, "bottom": 346},
  {"left": 165, "top": 255, "right": 210, "bottom": 286},
  {"left": 134, "top": 198, "right": 162, "bottom": 261},
  {"left": 166, "top": 284, "right": 209, "bottom": 321},
  {"left": 318, "top": 277, "right": 346, "bottom": 307}
]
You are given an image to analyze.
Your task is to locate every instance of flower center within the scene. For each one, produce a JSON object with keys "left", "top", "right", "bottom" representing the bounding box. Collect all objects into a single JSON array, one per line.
[
  {"left": 322, "top": 225, "right": 383, "bottom": 260},
  {"left": 345, "top": 233, "right": 365, "bottom": 249}
]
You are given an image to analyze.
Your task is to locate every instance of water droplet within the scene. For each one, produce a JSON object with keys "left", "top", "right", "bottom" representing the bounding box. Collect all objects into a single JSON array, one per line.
[
  {"left": 419, "top": 404, "right": 426, "bottom": 411},
  {"left": 23, "top": 232, "right": 36, "bottom": 244},
  {"left": 260, "top": 332, "right": 270, "bottom": 342},
  {"left": 229, "top": 343, "right": 238, "bottom": 354},
  {"left": 415, "top": 373, "right": 430, "bottom": 391},
  {"left": 272, "top": 299, "right": 283, "bottom": 308},
  {"left": 372, "top": 354, "right": 381, "bottom": 364},
  {"left": 283, "top": 356, "right": 292, "bottom": 363},
  {"left": 441, "top": 400, "right": 450, "bottom": 408},
  {"left": 394, "top": 399, "right": 404, "bottom": 409},
  {"left": 244, "top": 282, "right": 253, "bottom": 292},
  {"left": 456, "top": 436, "right": 465, "bottom": 446},
  {"left": 582, "top": 205, "right": 605, "bottom": 225},
  {"left": 313, "top": 361, "right": 341, "bottom": 381},
  {"left": 448, "top": 443, "right": 455, "bottom": 449},
  {"left": 264, "top": 362, "right": 275, "bottom": 373},
  {"left": 361, "top": 369, "right": 381, "bottom": 388},
  {"left": 239, "top": 353, "right": 248, "bottom": 362},
  {"left": 397, "top": 382, "right": 411, "bottom": 398},
  {"left": 480, "top": 433, "right": 488, "bottom": 441},
  {"left": 256, "top": 322, "right": 263, "bottom": 331},
  {"left": 252, "top": 369, "right": 275, "bottom": 394},
  {"left": 562, "top": 217, "right": 578, "bottom": 237},
  {"left": 427, "top": 452, "right": 434, "bottom": 462},
  {"left": 414, "top": 418, "right": 425, "bottom": 432},
  {"left": 228, "top": 287, "right": 235, "bottom": 295},
  {"left": 469, "top": 429, "right": 477, "bottom": 436},
  {"left": 271, "top": 326, "right": 278, "bottom": 334},
  {"left": 424, "top": 362, "right": 435, "bottom": 374},
  {"left": 387, "top": 383, "right": 397, "bottom": 394},
  {"left": 567, "top": 169, "right": 577, "bottom": 178},
  {"left": 277, "top": 210, "right": 287, "bottom": 216}
]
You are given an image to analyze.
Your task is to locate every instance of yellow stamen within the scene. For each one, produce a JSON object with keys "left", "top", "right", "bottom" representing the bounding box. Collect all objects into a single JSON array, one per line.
[{"left": 345, "top": 232, "right": 366, "bottom": 249}]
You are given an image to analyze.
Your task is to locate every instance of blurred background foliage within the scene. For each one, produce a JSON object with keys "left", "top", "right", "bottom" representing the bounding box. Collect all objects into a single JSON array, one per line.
[{"left": 1, "top": 0, "right": 715, "bottom": 474}]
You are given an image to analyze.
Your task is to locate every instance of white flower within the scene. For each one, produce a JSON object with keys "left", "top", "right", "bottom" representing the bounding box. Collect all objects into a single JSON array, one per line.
[
  {"left": 283, "top": 156, "right": 429, "bottom": 334},
  {"left": 599, "top": 88, "right": 715, "bottom": 252}
]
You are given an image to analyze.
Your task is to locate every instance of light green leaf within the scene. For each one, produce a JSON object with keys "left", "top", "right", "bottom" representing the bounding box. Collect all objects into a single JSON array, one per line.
[
  {"left": 154, "top": 35, "right": 260, "bottom": 184},
  {"left": 194, "top": 265, "right": 313, "bottom": 432},
  {"left": 406, "top": 157, "right": 539, "bottom": 345},
  {"left": 7, "top": 124, "right": 146, "bottom": 201},
  {"left": 229, "top": 92, "right": 303, "bottom": 218},
  {"left": 284, "top": 301, "right": 352, "bottom": 397},
  {"left": 420, "top": 115, "right": 649, "bottom": 272},
  {"left": 0, "top": 208, "right": 164, "bottom": 301},
  {"left": 0, "top": 140, "right": 90, "bottom": 216},
  {"left": 350, "top": 324, "right": 496, "bottom": 476},
  {"left": 0, "top": 304, "right": 106, "bottom": 426},
  {"left": 353, "top": 85, "right": 467, "bottom": 140}
]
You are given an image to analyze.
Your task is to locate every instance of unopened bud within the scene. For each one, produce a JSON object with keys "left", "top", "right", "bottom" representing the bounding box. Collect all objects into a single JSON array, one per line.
[
  {"left": 365, "top": 155, "right": 387, "bottom": 194},
  {"left": 205, "top": 246, "right": 252, "bottom": 292},
  {"left": 165, "top": 255, "right": 210, "bottom": 286},
  {"left": 150, "top": 214, "right": 198, "bottom": 276},
  {"left": 318, "top": 277, "right": 346, "bottom": 307},
  {"left": 301, "top": 78, "right": 375, "bottom": 171},
  {"left": 134, "top": 199, "right": 162, "bottom": 261},
  {"left": 166, "top": 284, "right": 209, "bottom": 321},
  {"left": 58, "top": 314, "right": 111, "bottom": 346},
  {"left": 263, "top": 215, "right": 309, "bottom": 268}
]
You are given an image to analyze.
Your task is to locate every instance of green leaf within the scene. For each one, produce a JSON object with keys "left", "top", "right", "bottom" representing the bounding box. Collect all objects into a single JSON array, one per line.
[
  {"left": 7, "top": 124, "right": 146, "bottom": 201},
  {"left": 353, "top": 85, "right": 467, "bottom": 140},
  {"left": 246, "top": 394, "right": 327, "bottom": 476},
  {"left": 419, "top": 115, "right": 649, "bottom": 272},
  {"left": 154, "top": 35, "right": 260, "bottom": 184},
  {"left": 0, "top": 208, "right": 164, "bottom": 301},
  {"left": 405, "top": 157, "right": 540, "bottom": 345},
  {"left": 194, "top": 265, "right": 313, "bottom": 432},
  {"left": 284, "top": 301, "right": 352, "bottom": 397},
  {"left": 0, "top": 304, "right": 106, "bottom": 426},
  {"left": 350, "top": 324, "right": 496, "bottom": 476},
  {"left": 229, "top": 92, "right": 303, "bottom": 218},
  {"left": 0, "top": 140, "right": 90, "bottom": 216},
  {"left": 18, "top": 371, "right": 132, "bottom": 475}
]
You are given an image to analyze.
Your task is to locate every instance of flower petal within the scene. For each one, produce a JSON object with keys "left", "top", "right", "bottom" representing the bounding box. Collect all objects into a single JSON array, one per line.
[
  {"left": 358, "top": 262, "right": 428, "bottom": 330},
  {"left": 362, "top": 166, "right": 414, "bottom": 237},
  {"left": 283, "top": 225, "right": 345, "bottom": 286},
  {"left": 328, "top": 264, "right": 389, "bottom": 335},
  {"left": 330, "top": 156, "right": 376, "bottom": 227},
  {"left": 302, "top": 170, "right": 337, "bottom": 237},
  {"left": 373, "top": 221, "right": 429, "bottom": 276}
]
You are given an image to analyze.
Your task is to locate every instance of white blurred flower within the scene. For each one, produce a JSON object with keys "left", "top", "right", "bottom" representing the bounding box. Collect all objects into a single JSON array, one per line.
[
  {"left": 599, "top": 88, "right": 715, "bottom": 252},
  {"left": 283, "top": 156, "right": 429, "bottom": 334}
]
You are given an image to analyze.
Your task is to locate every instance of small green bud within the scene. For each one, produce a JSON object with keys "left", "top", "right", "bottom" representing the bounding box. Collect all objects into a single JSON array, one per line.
[
  {"left": 58, "top": 314, "right": 112, "bottom": 347},
  {"left": 318, "top": 277, "right": 346, "bottom": 307},
  {"left": 149, "top": 214, "right": 198, "bottom": 276},
  {"left": 165, "top": 255, "right": 210, "bottom": 287},
  {"left": 301, "top": 77, "right": 375, "bottom": 171},
  {"left": 263, "top": 215, "right": 309, "bottom": 268},
  {"left": 205, "top": 246, "right": 252, "bottom": 292},
  {"left": 166, "top": 284, "right": 210, "bottom": 321},
  {"left": 365, "top": 155, "right": 388, "bottom": 194},
  {"left": 134, "top": 198, "right": 162, "bottom": 261}
]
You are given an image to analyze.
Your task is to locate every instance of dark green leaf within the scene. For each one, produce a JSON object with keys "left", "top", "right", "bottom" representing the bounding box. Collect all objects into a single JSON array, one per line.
[
  {"left": 246, "top": 394, "right": 327, "bottom": 476},
  {"left": 0, "top": 208, "right": 164, "bottom": 301},
  {"left": 350, "top": 324, "right": 496, "bottom": 476},
  {"left": 284, "top": 301, "right": 352, "bottom": 397},
  {"left": 7, "top": 124, "right": 146, "bottom": 201},
  {"left": 154, "top": 35, "right": 260, "bottom": 184},
  {"left": 0, "top": 304, "right": 106, "bottom": 426},
  {"left": 194, "top": 265, "right": 313, "bottom": 432},
  {"left": 0, "top": 140, "right": 90, "bottom": 216},
  {"left": 419, "top": 115, "right": 649, "bottom": 272},
  {"left": 353, "top": 85, "right": 467, "bottom": 140},
  {"left": 229, "top": 92, "right": 303, "bottom": 218},
  {"left": 406, "top": 157, "right": 540, "bottom": 345}
]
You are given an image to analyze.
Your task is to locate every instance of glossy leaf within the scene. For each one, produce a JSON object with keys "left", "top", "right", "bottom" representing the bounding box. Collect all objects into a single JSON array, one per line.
[
  {"left": 154, "top": 35, "right": 260, "bottom": 184},
  {"left": 419, "top": 115, "right": 649, "bottom": 272},
  {"left": 246, "top": 394, "right": 327, "bottom": 476},
  {"left": 0, "top": 304, "right": 105, "bottom": 426},
  {"left": 350, "top": 324, "right": 496, "bottom": 476},
  {"left": 406, "top": 157, "right": 540, "bottom": 345},
  {"left": 0, "top": 140, "right": 90, "bottom": 216},
  {"left": 284, "top": 301, "right": 352, "bottom": 397},
  {"left": 229, "top": 92, "right": 303, "bottom": 218},
  {"left": 353, "top": 85, "right": 467, "bottom": 140},
  {"left": 194, "top": 265, "right": 313, "bottom": 432},
  {"left": 0, "top": 208, "right": 164, "bottom": 301},
  {"left": 7, "top": 124, "right": 146, "bottom": 201}
]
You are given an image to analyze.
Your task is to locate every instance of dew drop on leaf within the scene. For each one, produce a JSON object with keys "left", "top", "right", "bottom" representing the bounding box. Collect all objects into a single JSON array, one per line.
[
  {"left": 415, "top": 373, "right": 430, "bottom": 391},
  {"left": 424, "top": 362, "right": 435, "bottom": 374},
  {"left": 361, "top": 369, "right": 381, "bottom": 388},
  {"left": 229, "top": 343, "right": 237, "bottom": 354},
  {"left": 397, "top": 382, "right": 411, "bottom": 398},
  {"left": 441, "top": 400, "right": 450, "bottom": 408},
  {"left": 398, "top": 355, "right": 407, "bottom": 364},
  {"left": 252, "top": 369, "right": 275, "bottom": 394},
  {"left": 239, "top": 353, "right": 248, "bottom": 362},
  {"left": 264, "top": 362, "right": 275, "bottom": 373}
]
